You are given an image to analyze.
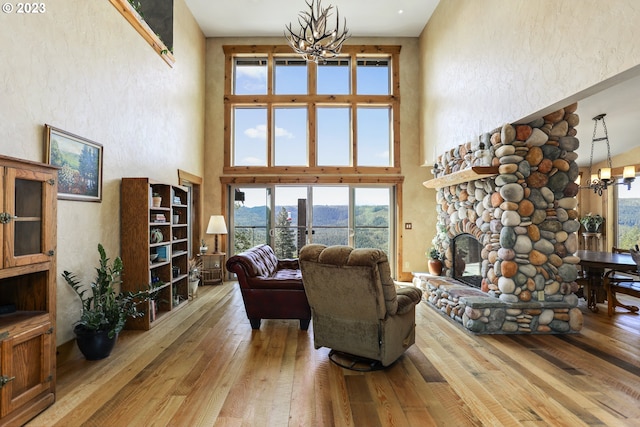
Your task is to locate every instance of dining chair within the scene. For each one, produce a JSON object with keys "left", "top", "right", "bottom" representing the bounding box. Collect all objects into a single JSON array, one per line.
[{"left": 603, "top": 247, "right": 640, "bottom": 315}]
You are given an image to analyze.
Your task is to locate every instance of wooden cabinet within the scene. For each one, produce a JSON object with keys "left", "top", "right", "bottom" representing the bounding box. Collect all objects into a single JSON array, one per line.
[
  {"left": 0, "top": 155, "right": 57, "bottom": 426},
  {"left": 120, "top": 178, "right": 191, "bottom": 329}
]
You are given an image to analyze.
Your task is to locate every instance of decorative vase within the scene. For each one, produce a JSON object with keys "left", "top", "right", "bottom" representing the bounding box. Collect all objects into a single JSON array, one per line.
[
  {"left": 199, "top": 246, "right": 208, "bottom": 255},
  {"left": 585, "top": 223, "right": 601, "bottom": 233},
  {"left": 152, "top": 196, "right": 162, "bottom": 207},
  {"left": 428, "top": 259, "right": 443, "bottom": 276},
  {"left": 189, "top": 279, "right": 199, "bottom": 299},
  {"left": 74, "top": 325, "right": 118, "bottom": 360},
  {"left": 150, "top": 228, "right": 163, "bottom": 244}
]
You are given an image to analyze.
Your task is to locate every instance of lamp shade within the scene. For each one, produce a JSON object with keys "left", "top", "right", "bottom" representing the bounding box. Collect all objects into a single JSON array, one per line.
[
  {"left": 206, "top": 215, "right": 228, "bottom": 235},
  {"left": 623, "top": 165, "right": 636, "bottom": 179}
]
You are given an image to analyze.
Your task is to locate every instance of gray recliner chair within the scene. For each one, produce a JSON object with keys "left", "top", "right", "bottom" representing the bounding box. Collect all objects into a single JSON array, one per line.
[{"left": 299, "top": 244, "right": 423, "bottom": 368}]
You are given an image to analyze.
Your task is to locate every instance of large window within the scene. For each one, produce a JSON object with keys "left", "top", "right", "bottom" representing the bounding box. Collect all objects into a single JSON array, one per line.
[
  {"left": 616, "top": 177, "right": 640, "bottom": 249},
  {"left": 223, "top": 46, "right": 401, "bottom": 174},
  {"left": 222, "top": 45, "right": 404, "bottom": 275}
]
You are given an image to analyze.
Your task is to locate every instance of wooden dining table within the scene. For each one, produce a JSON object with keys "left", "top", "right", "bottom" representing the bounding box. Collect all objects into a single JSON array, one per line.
[{"left": 575, "top": 250, "right": 638, "bottom": 312}]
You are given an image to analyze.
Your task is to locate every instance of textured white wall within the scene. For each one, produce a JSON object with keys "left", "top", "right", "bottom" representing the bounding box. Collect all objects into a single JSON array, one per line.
[
  {"left": 0, "top": 0, "right": 205, "bottom": 344},
  {"left": 420, "top": 0, "right": 640, "bottom": 167}
]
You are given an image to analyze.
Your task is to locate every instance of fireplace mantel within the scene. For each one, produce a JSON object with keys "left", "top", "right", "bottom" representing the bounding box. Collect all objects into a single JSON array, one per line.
[{"left": 422, "top": 166, "right": 499, "bottom": 189}]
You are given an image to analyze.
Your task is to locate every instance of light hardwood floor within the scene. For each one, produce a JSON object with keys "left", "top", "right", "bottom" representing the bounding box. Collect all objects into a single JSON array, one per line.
[{"left": 28, "top": 282, "right": 640, "bottom": 427}]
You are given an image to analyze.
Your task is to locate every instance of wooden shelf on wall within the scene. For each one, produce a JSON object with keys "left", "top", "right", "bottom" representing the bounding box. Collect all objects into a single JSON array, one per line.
[{"left": 423, "top": 166, "right": 499, "bottom": 189}]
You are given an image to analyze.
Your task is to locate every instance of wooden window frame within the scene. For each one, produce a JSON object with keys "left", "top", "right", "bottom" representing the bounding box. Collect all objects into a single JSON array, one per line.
[{"left": 223, "top": 45, "right": 401, "bottom": 176}]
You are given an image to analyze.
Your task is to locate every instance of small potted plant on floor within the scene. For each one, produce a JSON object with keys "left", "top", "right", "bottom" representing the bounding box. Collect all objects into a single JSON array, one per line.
[
  {"left": 63, "top": 243, "right": 151, "bottom": 360},
  {"left": 427, "top": 247, "right": 443, "bottom": 276}
]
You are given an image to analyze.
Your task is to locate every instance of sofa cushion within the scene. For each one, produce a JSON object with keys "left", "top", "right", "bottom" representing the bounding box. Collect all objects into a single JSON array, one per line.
[{"left": 246, "top": 268, "right": 304, "bottom": 289}]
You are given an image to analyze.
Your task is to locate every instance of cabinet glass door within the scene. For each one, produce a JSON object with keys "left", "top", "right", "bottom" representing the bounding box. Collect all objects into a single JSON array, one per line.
[{"left": 3, "top": 168, "right": 56, "bottom": 267}]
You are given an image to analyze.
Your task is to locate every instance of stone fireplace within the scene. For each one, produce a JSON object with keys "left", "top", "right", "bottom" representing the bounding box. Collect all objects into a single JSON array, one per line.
[{"left": 414, "top": 104, "right": 584, "bottom": 334}]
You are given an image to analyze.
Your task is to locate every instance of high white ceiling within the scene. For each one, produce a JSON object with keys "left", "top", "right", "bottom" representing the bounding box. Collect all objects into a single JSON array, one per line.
[
  {"left": 183, "top": 0, "right": 439, "bottom": 38},
  {"left": 184, "top": 0, "right": 640, "bottom": 168}
]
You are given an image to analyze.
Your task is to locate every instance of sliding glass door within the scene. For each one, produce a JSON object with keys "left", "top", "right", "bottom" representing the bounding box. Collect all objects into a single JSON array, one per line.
[{"left": 230, "top": 184, "right": 395, "bottom": 271}]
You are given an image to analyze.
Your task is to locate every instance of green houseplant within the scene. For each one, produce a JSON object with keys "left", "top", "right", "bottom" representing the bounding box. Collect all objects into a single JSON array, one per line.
[
  {"left": 580, "top": 213, "right": 604, "bottom": 232},
  {"left": 63, "top": 243, "right": 150, "bottom": 360}
]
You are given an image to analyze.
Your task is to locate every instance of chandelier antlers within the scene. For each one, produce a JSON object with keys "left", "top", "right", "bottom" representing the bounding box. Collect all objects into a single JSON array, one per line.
[{"left": 285, "top": 0, "right": 350, "bottom": 63}]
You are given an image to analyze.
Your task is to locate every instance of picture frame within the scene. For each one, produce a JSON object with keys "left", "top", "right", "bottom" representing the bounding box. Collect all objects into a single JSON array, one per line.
[{"left": 44, "top": 124, "right": 103, "bottom": 202}]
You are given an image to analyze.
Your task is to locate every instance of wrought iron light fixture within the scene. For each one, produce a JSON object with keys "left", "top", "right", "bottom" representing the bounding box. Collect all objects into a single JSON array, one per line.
[
  {"left": 583, "top": 113, "right": 635, "bottom": 196},
  {"left": 285, "top": 0, "right": 350, "bottom": 63}
]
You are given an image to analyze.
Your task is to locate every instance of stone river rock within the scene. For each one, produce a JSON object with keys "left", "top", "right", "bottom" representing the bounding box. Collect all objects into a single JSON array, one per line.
[
  {"left": 558, "top": 263, "right": 578, "bottom": 282},
  {"left": 569, "top": 308, "right": 583, "bottom": 331},
  {"left": 526, "top": 172, "right": 548, "bottom": 188},
  {"left": 514, "top": 235, "right": 533, "bottom": 253},
  {"left": 501, "top": 124, "right": 516, "bottom": 144},
  {"left": 526, "top": 128, "right": 548, "bottom": 146},
  {"left": 559, "top": 136, "right": 579, "bottom": 151},
  {"left": 529, "top": 250, "right": 547, "bottom": 265},
  {"left": 533, "top": 239, "right": 555, "bottom": 254},
  {"left": 557, "top": 197, "right": 577, "bottom": 209},
  {"left": 495, "top": 145, "right": 516, "bottom": 157},
  {"left": 541, "top": 145, "right": 561, "bottom": 161},
  {"left": 500, "top": 183, "right": 524, "bottom": 202},
  {"left": 500, "top": 227, "right": 516, "bottom": 249},
  {"left": 548, "top": 171, "right": 569, "bottom": 193},
  {"left": 502, "top": 210, "right": 521, "bottom": 227},
  {"left": 525, "top": 146, "right": 544, "bottom": 166}
]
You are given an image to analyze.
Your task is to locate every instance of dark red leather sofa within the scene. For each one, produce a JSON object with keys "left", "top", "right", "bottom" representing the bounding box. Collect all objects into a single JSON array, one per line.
[{"left": 226, "top": 244, "right": 311, "bottom": 330}]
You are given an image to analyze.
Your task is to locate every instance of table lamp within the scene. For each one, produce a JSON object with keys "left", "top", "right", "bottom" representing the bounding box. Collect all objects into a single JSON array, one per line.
[{"left": 206, "top": 215, "right": 227, "bottom": 253}]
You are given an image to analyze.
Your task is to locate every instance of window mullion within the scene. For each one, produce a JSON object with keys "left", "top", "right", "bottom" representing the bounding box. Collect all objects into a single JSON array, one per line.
[
  {"left": 309, "top": 103, "right": 317, "bottom": 167},
  {"left": 350, "top": 53, "right": 357, "bottom": 168},
  {"left": 352, "top": 102, "right": 357, "bottom": 168},
  {"left": 267, "top": 103, "right": 273, "bottom": 167}
]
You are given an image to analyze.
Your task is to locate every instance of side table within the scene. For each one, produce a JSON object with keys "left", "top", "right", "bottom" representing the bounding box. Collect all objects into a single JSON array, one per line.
[{"left": 198, "top": 252, "right": 226, "bottom": 285}]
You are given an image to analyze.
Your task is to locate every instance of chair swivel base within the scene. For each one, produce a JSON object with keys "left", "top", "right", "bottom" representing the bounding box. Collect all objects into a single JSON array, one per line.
[{"left": 328, "top": 349, "right": 386, "bottom": 372}]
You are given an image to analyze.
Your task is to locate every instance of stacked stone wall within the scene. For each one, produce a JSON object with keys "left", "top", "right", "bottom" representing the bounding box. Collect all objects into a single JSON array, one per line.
[{"left": 427, "top": 104, "right": 584, "bottom": 333}]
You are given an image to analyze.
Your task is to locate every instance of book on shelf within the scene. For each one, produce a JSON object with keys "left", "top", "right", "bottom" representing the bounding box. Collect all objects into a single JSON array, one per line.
[{"left": 152, "top": 214, "right": 166, "bottom": 223}]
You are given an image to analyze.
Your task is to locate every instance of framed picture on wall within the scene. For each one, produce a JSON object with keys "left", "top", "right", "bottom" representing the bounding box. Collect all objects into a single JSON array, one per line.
[{"left": 44, "top": 124, "right": 103, "bottom": 202}]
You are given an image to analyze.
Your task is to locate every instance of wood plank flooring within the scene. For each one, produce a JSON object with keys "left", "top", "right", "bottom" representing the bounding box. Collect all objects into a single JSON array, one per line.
[{"left": 27, "top": 282, "right": 640, "bottom": 427}]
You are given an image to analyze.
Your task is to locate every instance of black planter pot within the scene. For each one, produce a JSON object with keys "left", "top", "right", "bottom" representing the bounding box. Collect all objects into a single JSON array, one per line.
[{"left": 74, "top": 325, "right": 118, "bottom": 360}]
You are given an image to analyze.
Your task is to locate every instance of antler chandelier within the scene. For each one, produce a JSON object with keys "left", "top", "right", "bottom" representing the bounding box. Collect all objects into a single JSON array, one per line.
[
  {"left": 583, "top": 113, "right": 635, "bottom": 196},
  {"left": 285, "top": 0, "right": 350, "bottom": 63}
]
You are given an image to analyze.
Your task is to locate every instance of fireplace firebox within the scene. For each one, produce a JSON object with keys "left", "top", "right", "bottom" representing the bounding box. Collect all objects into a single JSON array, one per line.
[{"left": 451, "top": 233, "right": 483, "bottom": 288}]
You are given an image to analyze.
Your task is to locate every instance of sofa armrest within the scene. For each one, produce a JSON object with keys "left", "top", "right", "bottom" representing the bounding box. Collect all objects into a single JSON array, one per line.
[{"left": 278, "top": 258, "right": 300, "bottom": 270}]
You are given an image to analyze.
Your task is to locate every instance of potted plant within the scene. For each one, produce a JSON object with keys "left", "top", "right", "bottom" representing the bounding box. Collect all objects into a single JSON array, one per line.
[
  {"left": 427, "top": 247, "right": 443, "bottom": 276},
  {"left": 62, "top": 243, "right": 151, "bottom": 360},
  {"left": 580, "top": 213, "right": 604, "bottom": 232}
]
